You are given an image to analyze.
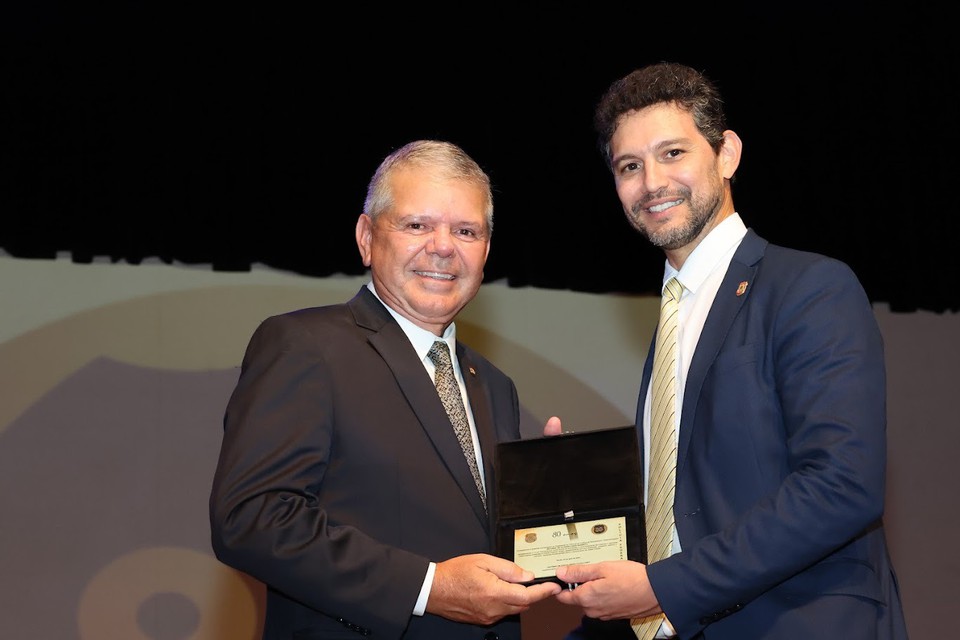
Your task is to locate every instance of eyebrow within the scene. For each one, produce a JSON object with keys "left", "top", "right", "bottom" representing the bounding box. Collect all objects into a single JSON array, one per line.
[{"left": 611, "top": 137, "right": 692, "bottom": 166}]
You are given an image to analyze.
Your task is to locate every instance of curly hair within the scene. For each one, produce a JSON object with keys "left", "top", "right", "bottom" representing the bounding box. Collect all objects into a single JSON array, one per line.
[{"left": 593, "top": 62, "right": 728, "bottom": 170}]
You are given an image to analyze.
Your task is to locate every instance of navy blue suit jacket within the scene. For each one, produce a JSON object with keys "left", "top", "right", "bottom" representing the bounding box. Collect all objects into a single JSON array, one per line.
[
  {"left": 210, "top": 286, "right": 523, "bottom": 639},
  {"left": 636, "top": 230, "right": 908, "bottom": 638}
]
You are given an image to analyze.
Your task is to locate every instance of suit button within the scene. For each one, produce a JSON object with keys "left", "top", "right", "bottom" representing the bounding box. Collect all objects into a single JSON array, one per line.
[{"left": 483, "top": 633, "right": 499, "bottom": 640}]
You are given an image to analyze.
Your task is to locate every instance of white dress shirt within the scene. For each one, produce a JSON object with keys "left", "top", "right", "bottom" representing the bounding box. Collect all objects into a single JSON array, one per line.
[{"left": 641, "top": 213, "right": 747, "bottom": 637}]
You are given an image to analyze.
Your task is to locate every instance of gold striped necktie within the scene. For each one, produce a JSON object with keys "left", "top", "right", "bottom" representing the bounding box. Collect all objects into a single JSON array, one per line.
[{"left": 632, "top": 276, "right": 682, "bottom": 640}]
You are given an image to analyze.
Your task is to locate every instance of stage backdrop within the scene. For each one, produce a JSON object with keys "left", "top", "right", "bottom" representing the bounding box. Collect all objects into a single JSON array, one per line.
[{"left": 0, "top": 254, "right": 955, "bottom": 639}]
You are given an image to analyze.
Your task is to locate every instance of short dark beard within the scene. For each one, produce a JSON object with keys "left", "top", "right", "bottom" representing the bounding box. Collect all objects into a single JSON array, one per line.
[{"left": 628, "top": 176, "right": 724, "bottom": 250}]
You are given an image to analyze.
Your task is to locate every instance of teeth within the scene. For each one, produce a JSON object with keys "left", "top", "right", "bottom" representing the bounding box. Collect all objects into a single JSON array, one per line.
[
  {"left": 418, "top": 271, "right": 454, "bottom": 280},
  {"left": 649, "top": 199, "right": 682, "bottom": 213}
]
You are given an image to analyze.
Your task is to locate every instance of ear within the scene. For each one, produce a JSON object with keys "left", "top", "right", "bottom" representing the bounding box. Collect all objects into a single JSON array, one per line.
[
  {"left": 355, "top": 214, "right": 373, "bottom": 267},
  {"left": 719, "top": 130, "right": 742, "bottom": 179}
]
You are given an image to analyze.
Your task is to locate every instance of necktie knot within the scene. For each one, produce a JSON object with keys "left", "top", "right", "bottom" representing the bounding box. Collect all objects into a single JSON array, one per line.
[
  {"left": 428, "top": 340, "right": 452, "bottom": 368},
  {"left": 664, "top": 276, "right": 683, "bottom": 302}
]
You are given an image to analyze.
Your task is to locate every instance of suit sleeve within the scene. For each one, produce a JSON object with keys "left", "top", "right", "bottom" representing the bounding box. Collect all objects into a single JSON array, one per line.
[
  {"left": 209, "top": 314, "right": 428, "bottom": 638},
  {"left": 649, "top": 256, "right": 888, "bottom": 636}
]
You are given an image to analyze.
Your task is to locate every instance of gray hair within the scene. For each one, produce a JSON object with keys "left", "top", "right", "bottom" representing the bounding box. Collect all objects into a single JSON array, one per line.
[{"left": 363, "top": 139, "right": 494, "bottom": 234}]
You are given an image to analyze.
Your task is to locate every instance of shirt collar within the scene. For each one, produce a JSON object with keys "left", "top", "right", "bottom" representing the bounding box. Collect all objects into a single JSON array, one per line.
[
  {"left": 667, "top": 212, "right": 747, "bottom": 294},
  {"left": 365, "top": 281, "right": 457, "bottom": 361}
]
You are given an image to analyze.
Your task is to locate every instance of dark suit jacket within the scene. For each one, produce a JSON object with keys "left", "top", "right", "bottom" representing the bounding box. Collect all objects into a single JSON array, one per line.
[
  {"left": 210, "top": 286, "right": 522, "bottom": 640},
  {"left": 636, "top": 230, "right": 908, "bottom": 639}
]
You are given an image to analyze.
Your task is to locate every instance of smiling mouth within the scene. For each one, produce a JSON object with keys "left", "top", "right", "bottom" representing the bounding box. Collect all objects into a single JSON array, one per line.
[
  {"left": 415, "top": 271, "right": 455, "bottom": 280},
  {"left": 647, "top": 198, "right": 683, "bottom": 214}
]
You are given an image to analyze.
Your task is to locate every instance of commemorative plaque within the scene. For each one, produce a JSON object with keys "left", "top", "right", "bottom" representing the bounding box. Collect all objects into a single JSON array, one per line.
[{"left": 494, "top": 425, "right": 645, "bottom": 585}]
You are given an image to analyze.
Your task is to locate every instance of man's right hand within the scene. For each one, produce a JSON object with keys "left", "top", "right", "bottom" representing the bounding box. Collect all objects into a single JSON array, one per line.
[{"left": 427, "top": 553, "right": 561, "bottom": 625}]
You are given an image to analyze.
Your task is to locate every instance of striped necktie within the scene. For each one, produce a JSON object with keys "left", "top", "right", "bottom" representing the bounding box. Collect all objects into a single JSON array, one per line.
[{"left": 632, "top": 276, "right": 682, "bottom": 640}]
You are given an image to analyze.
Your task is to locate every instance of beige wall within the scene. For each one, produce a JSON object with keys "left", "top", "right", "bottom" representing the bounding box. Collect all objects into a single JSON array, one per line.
[{"left": 0, "top": 255, "right": 954, "bottom": 639}]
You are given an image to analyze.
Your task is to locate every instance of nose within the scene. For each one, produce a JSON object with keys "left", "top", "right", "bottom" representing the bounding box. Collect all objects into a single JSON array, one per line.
[
  {"left": 641, "top": 162, "right": 668, "bottom": 195},
  {"left": 427, "top": 227, "right": 455, "bottom": 256}
]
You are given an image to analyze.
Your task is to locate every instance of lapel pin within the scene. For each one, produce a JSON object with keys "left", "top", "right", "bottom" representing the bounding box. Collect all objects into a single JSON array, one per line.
[
  {"left": 469, "top": 367, "right": 476, "bottom": 376},
  {"left": 736, "top": 281, "right": 749, "bottom": 296}
]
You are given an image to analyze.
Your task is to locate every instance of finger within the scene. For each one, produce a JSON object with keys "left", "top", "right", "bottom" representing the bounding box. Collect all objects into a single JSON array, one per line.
[
  {"left": 553, "top": 588, "right": 582, "bottom": 606},
  {"left": 525, "top": 581, "right": 563, "bottom": 600},
  {"left": 555, "top": 563, "right": 599, "bottom": 583},
  {"left": 543, "top": 416, "right": 563, "bottom": 436},
  {"left": 499, "top": 580, "right": 562, "bottom": 609},
  {"left": 481, "top": 555, "right": 535, "bottom": 584}
]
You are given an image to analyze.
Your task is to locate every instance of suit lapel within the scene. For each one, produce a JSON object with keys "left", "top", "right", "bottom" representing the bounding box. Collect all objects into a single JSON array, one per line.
[
  {"left": 677, "top": 231, "right": 765, "bottom": 478},
  {"left": 351, "top": 288, "right": 488, "bottom": 525}
]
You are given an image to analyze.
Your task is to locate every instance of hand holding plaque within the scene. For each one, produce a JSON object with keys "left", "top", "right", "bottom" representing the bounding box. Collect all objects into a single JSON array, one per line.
[{"left": 493, "top": 426, "right": 645, "bottom": 585}]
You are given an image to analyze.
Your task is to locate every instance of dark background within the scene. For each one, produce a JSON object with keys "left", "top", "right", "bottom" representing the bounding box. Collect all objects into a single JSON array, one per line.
[{"left": 3, "top": 4, "right": 958, "bottom": 313}]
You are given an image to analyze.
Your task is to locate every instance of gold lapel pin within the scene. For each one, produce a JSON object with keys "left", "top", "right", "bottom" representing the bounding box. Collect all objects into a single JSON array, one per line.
[
  {"left": 736, "top": 281, "right": 749, "bottom": 296},
  {"left": 469, "top": 367, "right": 476, "bottom": 376}
]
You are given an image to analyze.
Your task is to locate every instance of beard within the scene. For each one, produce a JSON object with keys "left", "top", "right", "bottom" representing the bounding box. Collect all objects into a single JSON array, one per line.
[{"left": 627, "top": 180, "right": 724, "bottom": 251}]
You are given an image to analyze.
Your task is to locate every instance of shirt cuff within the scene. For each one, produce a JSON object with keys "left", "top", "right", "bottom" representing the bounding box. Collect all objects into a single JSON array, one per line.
[{"left": 413, "top": 562, "right": 436, "bottom": 616}]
